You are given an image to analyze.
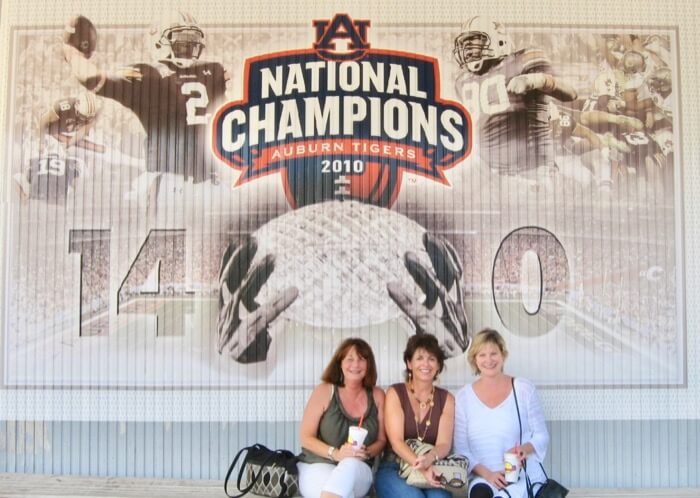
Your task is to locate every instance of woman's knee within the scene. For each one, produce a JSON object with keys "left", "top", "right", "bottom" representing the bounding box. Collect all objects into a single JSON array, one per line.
[
  {"left": 324, "top": 459, "right": 371, "bottom": 497},
  {"left": 298, "top": 462, "right": 335, "bottom": 498},
  {"left": 337, "top": 458, "right": 370, "bottom": 474}
]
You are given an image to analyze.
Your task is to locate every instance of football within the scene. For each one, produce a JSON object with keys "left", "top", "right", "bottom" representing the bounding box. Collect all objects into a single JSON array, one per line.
[
  {"left": 249, "top": 201, "right": 431, "bottom": 328},
  {"left": 63, "top": 15, "right": 97, "bottom": 58},
  {"left": 283, "top": 160, "right": 401, "bottom": 208}
]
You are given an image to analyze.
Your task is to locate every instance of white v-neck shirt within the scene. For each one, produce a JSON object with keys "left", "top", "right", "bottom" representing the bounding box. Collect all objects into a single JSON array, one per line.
[{"left": 453, "top": 377, "right": 549, "bottom": 497}]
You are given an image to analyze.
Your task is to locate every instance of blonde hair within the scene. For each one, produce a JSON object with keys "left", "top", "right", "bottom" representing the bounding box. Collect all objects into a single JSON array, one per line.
[{"left": 467, "top": 328, "right": 508, "bottom": 375}]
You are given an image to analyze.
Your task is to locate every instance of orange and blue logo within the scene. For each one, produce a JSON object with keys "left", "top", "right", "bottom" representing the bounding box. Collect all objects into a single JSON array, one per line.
[{"left": 213, "top": 14, "right": 472, "bottom": 208}]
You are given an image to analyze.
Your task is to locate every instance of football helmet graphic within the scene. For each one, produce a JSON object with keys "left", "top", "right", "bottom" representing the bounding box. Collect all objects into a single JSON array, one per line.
[
  {"left": 150, "top": 10, "right": 205, "bottom": 68},
  {"left": 74, "top": 91, "right": 99, "bottom": 123},
  {"left": 593, "top": 70, "right": 620, "bottom": 98},
  {"left": 621, "top": 49, "right": 647, "bottom": 75},
  {"left": 646, "top": 66, "right": 672, "bottom": 96},
  {"left": 454, "top": 16, "right": 512, "bottom": 72}
]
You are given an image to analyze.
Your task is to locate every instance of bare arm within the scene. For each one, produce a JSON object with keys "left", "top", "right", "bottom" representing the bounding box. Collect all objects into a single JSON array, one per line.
[
  {"left": 507, "top": 72, "right": 577, "bottom": 102},
  {"left": 364, "top": 387, "right": 387, "bottom": 460},
  {"left": 38, "top": 108, "right": 60, "bottom": 138},
  {"left": 383, "top": 386, "right": 417, "bottom": 465},
  {"left": 571, "top": 123, "right": 603, "bottom": 150},
  {"left": 542, "top": 74, "right": 577, "bottom": 102},
  {"left": 72, "top": 125, "right": 106, "bottom": 153},
  {"left": 414, "top": 391, "right": 455, "bottom": 470},
  {"left": 434, "top": 392, "right": 455, "bottom": 459},
  {"left": 63, "top": 44, "right": 106, "bottom": 92},
  {"left": 299, "top": 383, "right": 335, "bottom": 460}
]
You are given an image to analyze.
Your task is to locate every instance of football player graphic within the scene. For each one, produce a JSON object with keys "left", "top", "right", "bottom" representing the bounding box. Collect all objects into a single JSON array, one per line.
[
  {"left": 15, "top": 93, "right": 99, "bottom": 203},
  {"left": 549, "top": 102, "right": 644, "bottom": 193},
  {"left": 637, "top": 66, "right": 673, "bottom": 132},
  {"left": 633, "top": 66, "right": 674, "bottom": 191},
  {"left": 62, "top": 11, "right": 230, "bottom": 210},
  {"left": 16, "top": 154, "right": 85, "bottom": 205},
  {"left": 453, "top": 16, "right": 577, "bottom": 183},
  {"left": 39, "top": 91, "right": 103, "bottom": 154}
]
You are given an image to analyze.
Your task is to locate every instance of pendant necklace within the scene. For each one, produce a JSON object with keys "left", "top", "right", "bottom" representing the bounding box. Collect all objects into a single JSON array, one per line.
[{"left": 410, "top": 384, "right": 435, "bottom": 442}]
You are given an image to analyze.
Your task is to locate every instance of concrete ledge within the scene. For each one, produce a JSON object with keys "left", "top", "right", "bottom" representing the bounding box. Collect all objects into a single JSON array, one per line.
[
  {"left": 1, "top": 473, "right": 699, "bottom": 498},
  {"left": 0, "top": 473, "right": 222, "bottom": 498}
]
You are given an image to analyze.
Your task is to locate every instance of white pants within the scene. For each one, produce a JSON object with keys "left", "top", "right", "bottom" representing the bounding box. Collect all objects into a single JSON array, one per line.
[{"left": 298, "top": 458, "right": 373, "bottom": 498}]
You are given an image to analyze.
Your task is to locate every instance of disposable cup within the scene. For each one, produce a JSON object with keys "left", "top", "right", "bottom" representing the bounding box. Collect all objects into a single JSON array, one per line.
[
  {"left": 347, "top": 426, "right": 368, "bottom": 448},
  {"left": 504, "top": 452, "right": 520, "bottom": 483}
]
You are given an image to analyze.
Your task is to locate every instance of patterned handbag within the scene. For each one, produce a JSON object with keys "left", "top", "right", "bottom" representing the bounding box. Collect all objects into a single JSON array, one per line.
[
  {"left": 399, "top": 438, "right": 469, "bottom": 496},
  {"left": 224, "top": 443, "right": 299, "bottom": 498}
]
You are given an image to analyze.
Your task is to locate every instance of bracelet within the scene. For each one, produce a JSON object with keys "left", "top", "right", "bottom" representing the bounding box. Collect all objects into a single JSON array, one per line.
[
  {"left": 327, "top": 446, "right": 336, "bottom": 461},
  {"left": 433, "top": 451, "right": 440, "bottom": 463}
]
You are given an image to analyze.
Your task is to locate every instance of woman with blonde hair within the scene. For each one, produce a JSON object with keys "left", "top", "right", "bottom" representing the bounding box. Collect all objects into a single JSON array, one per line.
[{"left": 453, "top": 328, "right": 549, "bottom": 498}]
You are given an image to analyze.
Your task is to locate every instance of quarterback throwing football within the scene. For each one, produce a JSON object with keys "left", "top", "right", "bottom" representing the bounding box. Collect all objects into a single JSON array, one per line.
[{"left": 63, "top": 11, "right": 230, "bottom": 209}]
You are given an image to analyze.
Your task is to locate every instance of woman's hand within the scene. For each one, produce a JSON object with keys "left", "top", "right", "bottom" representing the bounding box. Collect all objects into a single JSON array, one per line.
[
  {"left": 483, "top": 469, "right": 508, "bottom": 489},
  {"left": 413, "top": 450, "right": 437, "bottom": 471},
  {"left": 419, "top": 466, "right": 444, "bottom": 488},
  {"left": 334, "top": 443, "right": 368, "bottom": 461},
  {"left": 506, "top": 443, "right": 534, "bottom": 465}
]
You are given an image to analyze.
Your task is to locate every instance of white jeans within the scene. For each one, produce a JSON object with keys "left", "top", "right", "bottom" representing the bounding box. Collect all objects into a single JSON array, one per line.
[{"left": 298, "top": 458, "right": 373, "bottom": 498}]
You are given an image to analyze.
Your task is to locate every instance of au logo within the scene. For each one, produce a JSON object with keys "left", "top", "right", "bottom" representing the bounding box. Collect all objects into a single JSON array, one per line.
[
  {"left": 213, "top": 14, "right": 472, "bottom": 208},
  {"left": 313, "top": 14, "right": 370, "bottom": 61}
]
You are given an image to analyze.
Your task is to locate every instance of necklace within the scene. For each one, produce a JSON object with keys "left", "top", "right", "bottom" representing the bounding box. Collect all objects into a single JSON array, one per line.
[
  {"left": 409, "top": 384, "right": 435, "bottom": 410},
  {"left": 409, "top": 384, "right": 435, "bottom": 442}
]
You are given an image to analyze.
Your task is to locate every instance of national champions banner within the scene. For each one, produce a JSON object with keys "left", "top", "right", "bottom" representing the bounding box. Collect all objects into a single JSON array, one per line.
[{"left": 1, "top": 7, "right": 685, "bottom": 419}]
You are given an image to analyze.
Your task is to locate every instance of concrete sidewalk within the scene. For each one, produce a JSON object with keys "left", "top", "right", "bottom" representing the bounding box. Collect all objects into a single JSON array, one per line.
[{"left": 2, "top": 473, "right": 699, "bottom": 498}]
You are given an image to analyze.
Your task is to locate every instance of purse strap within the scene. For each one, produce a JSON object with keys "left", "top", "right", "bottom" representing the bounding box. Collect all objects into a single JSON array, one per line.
[
  {"left": 224, "top": 444, "right": 256, "bottom": 498},
  {"left": 512, "top": 378, "right": 550, "bottom": 498},
  {"left": 512, "top": 377, "right": 535, "bottom": 498},
  {"left": 224, "top": 443, "right": 292, "bottom": 498}
]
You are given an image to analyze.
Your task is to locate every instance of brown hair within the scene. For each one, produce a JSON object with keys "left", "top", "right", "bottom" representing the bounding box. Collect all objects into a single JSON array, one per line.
[
  {"left": 403, "top": 333, "right": 446, "bottom": 380},
  {"left": 467, "top": 328, "right": 508, "bottom": 375},
  {"left": 321, "top": 338, "right": 378, "bottom": 389}
]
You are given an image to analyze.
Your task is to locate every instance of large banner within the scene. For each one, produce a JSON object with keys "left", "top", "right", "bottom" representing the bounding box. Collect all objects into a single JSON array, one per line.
[{"left": 3, "top": 11, "right": 684, "bottom": 399}]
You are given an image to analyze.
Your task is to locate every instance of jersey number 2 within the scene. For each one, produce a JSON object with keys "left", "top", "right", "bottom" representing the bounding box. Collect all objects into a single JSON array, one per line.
[{"left": 181, "top": 82, "right": 210, "bottom": 126}]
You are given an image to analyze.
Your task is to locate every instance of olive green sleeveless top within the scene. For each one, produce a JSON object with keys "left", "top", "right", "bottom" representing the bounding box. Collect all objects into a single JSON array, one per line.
[{"left": 298, "top": 385, "right": 379, "bottom": 464}]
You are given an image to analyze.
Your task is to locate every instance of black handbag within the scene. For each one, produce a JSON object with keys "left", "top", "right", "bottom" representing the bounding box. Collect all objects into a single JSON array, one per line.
[
  {"left": 529, "top": 473, "right": 569, "bottom": 498},
  {"left": 224, "top": 443, "right": 299, "bottom": 498},
  {"left": 511, "top": 378, "right": 569, "bottom": 498}
]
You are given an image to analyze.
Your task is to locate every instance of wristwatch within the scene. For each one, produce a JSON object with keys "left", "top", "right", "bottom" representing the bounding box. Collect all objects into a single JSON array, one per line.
[{"left": 327, "top": 446, "right": 336, "bottom": 461}]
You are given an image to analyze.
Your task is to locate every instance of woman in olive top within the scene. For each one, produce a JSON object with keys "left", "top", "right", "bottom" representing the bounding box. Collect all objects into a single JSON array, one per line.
[{"left": 298, "top": 338, "right": 387, "bottom": 498}]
